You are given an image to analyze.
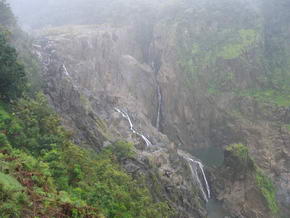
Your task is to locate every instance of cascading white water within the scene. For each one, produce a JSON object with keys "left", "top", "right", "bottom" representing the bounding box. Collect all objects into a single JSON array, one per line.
[
  {"left": 115, "top": 108, "right": 152, "bottom": 146},
  {"left": 62, "top": 64, "right": 70, "bottom": 77},
  {"left": 195, "top": 160, "right": 211, "bottom": 199},
  {"left": 156, "top": 85, "right": 162, "bottom": 130},
  {"left": 183, "top": 156, "right": 211, "bottom": 202},
  {"left": 186, "top": 157, "right": 210, "bottom": 202},
  {"left": 187, "top": 158, "right": 209, "bottom": 202}
]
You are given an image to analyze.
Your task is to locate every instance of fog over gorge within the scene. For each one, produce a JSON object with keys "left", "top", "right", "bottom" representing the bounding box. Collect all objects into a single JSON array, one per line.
[{"left": 1, "top": 0, "right": 290, "bottom": 217}]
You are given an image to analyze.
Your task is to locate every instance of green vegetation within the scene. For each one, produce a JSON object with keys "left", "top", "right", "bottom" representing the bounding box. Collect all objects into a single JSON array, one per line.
[
  {"left": 225, "top": 143, "right": 249, "bottom": 162},
  {"left": 0, "top": 172, "right": 27, "bottom": 217},
  {"left": 219, "top": 29, "right": 258, "bottom": 60},
  {"left": 224, "top": 143, "right": 255, "bottom": 173},
  {"left": 224, "top": 144, "right": 279, "bottom": 215},
  {"left": 284, "top": 124, "right": 290, "bottom": 132},
  {"left": 176, "top": 0, "right": 290, "bottom": 107},
  {"left": 0, "top": 2, "right": 171, "bottom": 217},
  {"left": 0, "top": 32, "right": 26, "bottom": 100},
  {"left": 0, "top": 0, "right": 15, "bottom": 27},
  {"left": 0, "top": 1, "right": 27, "bottom": 101},
  {"left": 107, "top": 140, "right": 135, "bottom": 161},
  {"left": 237, "top": 88, "right": 290, "bottom": 107},
  {"left": 0, "top": 94, "right": 171, "bottom": 217},
  {"left": 0, "top": 0, "right": 41, "bottom": 97},
  {"left": 233, "top": 13, "right": 290, "bottom": 107},
  {"left": 255, "top": 170, "right": 279, "bottom": 215},
  {"left": 177, "top": 25, "right": 261, "bottom": 94}
]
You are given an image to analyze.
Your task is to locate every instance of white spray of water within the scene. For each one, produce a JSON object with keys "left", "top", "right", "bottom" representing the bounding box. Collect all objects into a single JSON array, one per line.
[
  {"left": 185, "top": 157, "right": 211, "bottom": 202},
  {"left": 115, "top": 108, "right": 152, "bottom": 146}
]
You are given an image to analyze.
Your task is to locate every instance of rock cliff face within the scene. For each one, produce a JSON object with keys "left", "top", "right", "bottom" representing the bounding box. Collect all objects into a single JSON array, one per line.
[
  {"left": 34, "top": 25, "right": 209, "bottom": 218},
  {"left": 30, "top": 0, "right": 290, "bottom": 217}
]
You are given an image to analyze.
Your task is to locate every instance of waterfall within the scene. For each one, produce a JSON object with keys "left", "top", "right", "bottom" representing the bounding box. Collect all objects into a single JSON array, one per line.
[
  {"left": 182, "top": 155, "right": 211, "bottom": 202},
  {"left": 115, "top": 108, "right": 152, "bottom": 146},
  {"left": 189, "top": 158, "right": 211, "bottom": 200},
  {"left": 195, "top": 160, "right": 211, "bottom": 200},
  {"left": 62, "top": 64, "right": 70, "bottom": 77},
  {"left": 156, "top": 85, "right": 162, "bottom": 130},
  {"left": 187, "top": 158, "right": 209, "bottom": 202},
  {"left": 115, "top": 107, "right": 211, "bottom": 200}
]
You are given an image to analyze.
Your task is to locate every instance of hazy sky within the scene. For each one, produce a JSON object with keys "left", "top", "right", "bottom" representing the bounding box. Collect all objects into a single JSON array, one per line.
[
  {"left": 7, "top": 0, "right": 265, "bottom": 29},
  {"left": 7, "top": 0, "right": 183, "bottom": 28}
]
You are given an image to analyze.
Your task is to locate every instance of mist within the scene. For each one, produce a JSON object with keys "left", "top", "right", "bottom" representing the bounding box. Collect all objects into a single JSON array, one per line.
[
  {"left": 8, "top": 0, "right": 180, "bottom": 29},
  {"left": 2, "top": 0, "right": 290, "bottom": 217},
  {"left": 8, "top": 0, "right": 266, "bottom": 30}
]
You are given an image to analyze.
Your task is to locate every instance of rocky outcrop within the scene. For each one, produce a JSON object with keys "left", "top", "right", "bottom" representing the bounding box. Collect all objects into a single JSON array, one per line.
[{"left": 211, "top": 144, "right": 279, "bottom": 218}]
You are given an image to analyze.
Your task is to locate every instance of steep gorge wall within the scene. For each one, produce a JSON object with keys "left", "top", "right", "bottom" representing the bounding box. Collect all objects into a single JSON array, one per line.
[
  {"left": 29, "top": 0, "right": 290, "bottom": 217},
  {"left": 34, "top": 24, "right": 211, "bottom": 217},
  {"left": 152, "top": 1, "right": 290, "bottom": 216}
]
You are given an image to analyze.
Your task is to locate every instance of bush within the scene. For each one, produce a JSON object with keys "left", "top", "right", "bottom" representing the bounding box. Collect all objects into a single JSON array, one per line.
[
  {"left": 225, "top": 143, "right": 249, "bottom": 161},
  {"left": 224, "top": 143, "right": 255, "bottom": 170},
  {"left": 107, "top": 140, "right": 135, "bottom": 161}
]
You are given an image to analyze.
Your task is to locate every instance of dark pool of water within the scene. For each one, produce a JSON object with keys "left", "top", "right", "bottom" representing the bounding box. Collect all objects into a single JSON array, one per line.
[
  {"left": 186, "top": 146, "right": 224, "bottom": 167},
  {"left": 206, "top": 199, "right": 229, "bottom": 218}
]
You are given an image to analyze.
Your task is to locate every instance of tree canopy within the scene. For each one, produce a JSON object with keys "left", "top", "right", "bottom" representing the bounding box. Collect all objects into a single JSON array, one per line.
[
  {"left": 0, "top": 0, "right": 16, "bottom": 27},
  {"left": 0, "top": 1, "right": 26, "bottom": 100},
  {"left": 0, "top": 32, "right": 26, "bottom": 100}
]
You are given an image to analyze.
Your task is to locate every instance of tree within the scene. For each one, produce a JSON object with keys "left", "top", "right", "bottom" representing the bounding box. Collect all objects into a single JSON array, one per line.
[
  {"left": 0, "top": 0, "right": 16, "bottom": 27},
  {"left": 0, "top": 32, "right": 26, "bottom": 100}
]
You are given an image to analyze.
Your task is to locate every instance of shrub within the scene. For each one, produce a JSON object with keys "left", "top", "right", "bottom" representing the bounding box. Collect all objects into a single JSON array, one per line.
[
  {"left": 107, "top": 140, "right": 135, "bottom": 161},
  {"left": 225, "top": 143, "right": 249, "bottom": 161},
  {"left": 0, "top": 172, "right": 27, "bottom": 217}
]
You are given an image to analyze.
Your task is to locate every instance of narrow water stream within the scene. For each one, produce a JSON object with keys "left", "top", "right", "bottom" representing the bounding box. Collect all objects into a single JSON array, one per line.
[
  {"left": 115, "top": 108, "right": 152, "bottom": 146},
  {"left": 62, "top": 64, "right": 70, "bottom": 77},
  {"left": 156, "top": 85, "right": 162, "bottom": 130}
]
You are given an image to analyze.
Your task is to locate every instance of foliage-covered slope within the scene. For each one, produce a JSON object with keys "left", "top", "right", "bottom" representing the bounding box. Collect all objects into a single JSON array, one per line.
[
  {"left": 0, "top": 1, "right": 171, "bottom": 217},
  {"left": 0, "top": 96, "right": 170, "bottom": 217}
]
